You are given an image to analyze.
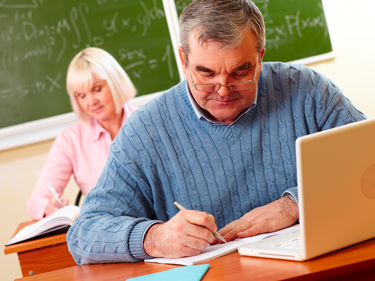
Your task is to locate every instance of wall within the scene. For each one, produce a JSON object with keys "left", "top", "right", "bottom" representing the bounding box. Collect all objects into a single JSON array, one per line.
[
  {"left": 1, "top": 0, "right": 374, "bottom": 280},
  {"left": 1, "top": 140, "right": 79, "bottom": 279},
  {"left": 309, "top": 0, "right": 375, "bottom": 117}
]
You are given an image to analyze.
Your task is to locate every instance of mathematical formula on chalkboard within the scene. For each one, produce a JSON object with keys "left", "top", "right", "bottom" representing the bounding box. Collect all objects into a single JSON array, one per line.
[
  {"left": 175, "top": 0, "right": 332, "bottom": 62},
  {"left": 0, "top": 0, "right": 181, "bottom": 128},
  {"left": 0, "top": 0, "right": 331, "bottom": 129}
]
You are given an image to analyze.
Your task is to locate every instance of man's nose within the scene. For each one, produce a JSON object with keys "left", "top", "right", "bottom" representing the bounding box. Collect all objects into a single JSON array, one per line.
[
  {"left": 216, "top": 78, "right": 231, "bottom": 96},
  {"left": 217, "top": 84, "right": 231, "bottom": 96}
]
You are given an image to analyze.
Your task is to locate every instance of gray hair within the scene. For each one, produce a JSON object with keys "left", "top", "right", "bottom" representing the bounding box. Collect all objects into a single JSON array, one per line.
[
  {"left": 66, "top": 47, "right": 136, "bottom": 122},
  {"left": 179, "top": 0, "right": 265, "bottom": 57}
]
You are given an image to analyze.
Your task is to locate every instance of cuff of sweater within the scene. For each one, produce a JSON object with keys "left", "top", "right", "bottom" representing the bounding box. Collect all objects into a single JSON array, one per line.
[
  {"left": 129, "top": 220, "right": 161, "bottom": 260},
  {"left": 282, "top": 186, "right": 299, "bottom": 205}
]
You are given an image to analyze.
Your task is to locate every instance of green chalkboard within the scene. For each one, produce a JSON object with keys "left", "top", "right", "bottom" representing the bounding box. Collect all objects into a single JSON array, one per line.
[
  {"left": 175, "top": 0, "right": 332, "bottom": 62},
  {"left": 0, "top": 0, "right": 180, "bottom": 128}
]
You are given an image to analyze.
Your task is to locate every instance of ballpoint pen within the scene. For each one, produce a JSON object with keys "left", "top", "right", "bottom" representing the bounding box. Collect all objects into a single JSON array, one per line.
[
  {"left": 47, "top": 183, "right": 62, "bottom": 203},
  {"left": 174, "top": 201, "right": 227, "bottom": 243}
]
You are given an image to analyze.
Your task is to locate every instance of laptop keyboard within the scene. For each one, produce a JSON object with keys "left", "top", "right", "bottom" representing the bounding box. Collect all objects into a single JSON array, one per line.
[{"left": 274, "top": 237, "right": 301, "bottom": 250}]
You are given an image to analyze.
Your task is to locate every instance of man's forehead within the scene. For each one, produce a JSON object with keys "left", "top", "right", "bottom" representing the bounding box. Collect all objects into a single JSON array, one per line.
[
  {"left": 188, "top": 44, "right": 258, "bottom": 72},
  {"left": 187, "top": 30, "right": 259, "bottom": 71}
]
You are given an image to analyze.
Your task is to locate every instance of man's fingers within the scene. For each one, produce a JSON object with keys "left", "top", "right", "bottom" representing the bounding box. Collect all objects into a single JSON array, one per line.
[
  {"left": 144, "top": 210, "right": 218, "bottom": 258},
  {"left": 183, "top": 210, "right": 218, "bottom": 234},
  {"left": 219, "top": 197, "right": 299, "bottom": 241},
  {"left": 185, "top": 223, "right": 216, "bottom": 244},
  {"left": 181, "top": 234, "right": 210, "bottom": 251},
  {"left": 219, "top": 220, "right": 253, "bottom": 241},
  {"left": 237, "top": 223, "right": 269, "bottom": 238}
]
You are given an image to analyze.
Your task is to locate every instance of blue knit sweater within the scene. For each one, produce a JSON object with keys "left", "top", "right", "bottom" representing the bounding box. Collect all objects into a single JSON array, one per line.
[{"left": 67, "top": 62, "right": 365, "bottom": 264}]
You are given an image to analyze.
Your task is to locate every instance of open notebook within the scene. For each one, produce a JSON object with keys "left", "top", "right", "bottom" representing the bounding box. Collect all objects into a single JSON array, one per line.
[
  {"left": 239, "top": 118, "right": 375, "bottom": 261},
  {"left": 6, "top": 205, "right": 80, "bottom": 246}
]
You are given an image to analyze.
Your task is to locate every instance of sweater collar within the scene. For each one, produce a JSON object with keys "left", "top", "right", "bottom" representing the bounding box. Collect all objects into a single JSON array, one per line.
[{"left": 177, "top": 80, "right": 258, "bottom": 140}]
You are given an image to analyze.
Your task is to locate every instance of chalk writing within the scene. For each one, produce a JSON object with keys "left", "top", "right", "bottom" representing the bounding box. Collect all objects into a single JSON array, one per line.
[
  {"left": 0, "top": 0, "right": 171, "bottom": 70},
  {"left": 176, "top": 0, "right": 329, "bottom": 52},
  {"left": 0, "top": 0, "right": 180, "bottom": 129},
  {"left": 162, "top": 44, "right": 174, "bottom": 79},
  {"left": 78, "top": 3, "right": 92, "bottom": 46},
  {"left": 0, "top": 0, "right": 40, "bottom": 9},
  {"left": 137, "top": 0, "right": 165, "bottom": 37},
  {"left": 0, "top": 72, "right": 62, "bottom": 100},
  {"left": 253, "top": 0, "right": 328, "bottom": 51},
  {"left": 122, "top": 44, "right": 174, "bottom": 79},
  {"left": 175, "top": 0, "right": 191, "bottom": 11},
  {"left": 0, "top": 0, "right": 174, "bottom": 78},
  {"left": 104, "top": 11, "right": 119, "bottom": 37}
]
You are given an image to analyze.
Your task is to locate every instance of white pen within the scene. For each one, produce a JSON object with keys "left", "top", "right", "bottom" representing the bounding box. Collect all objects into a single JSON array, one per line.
[
  {"left": 174, "top": 201, "right": 227, "bottom": 243},
  {"left": 47, "top": 183, "right": 62, "bottom": 203}
]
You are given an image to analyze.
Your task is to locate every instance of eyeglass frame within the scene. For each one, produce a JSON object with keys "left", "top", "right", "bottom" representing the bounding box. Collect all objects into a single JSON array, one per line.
[{"left": 187, "top": 60, "right": 259, "bottom": 92}]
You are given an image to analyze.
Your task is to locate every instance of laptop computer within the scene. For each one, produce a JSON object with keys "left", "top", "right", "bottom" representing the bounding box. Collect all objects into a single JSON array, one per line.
[{"left": 238, "top": 118, "right": 375, "bottom": 261}]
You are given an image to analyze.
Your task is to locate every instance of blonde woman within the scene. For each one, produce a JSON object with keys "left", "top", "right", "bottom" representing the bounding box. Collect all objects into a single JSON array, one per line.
[{"left": 27, "top": 47, "right": 137, "bottom": 220}]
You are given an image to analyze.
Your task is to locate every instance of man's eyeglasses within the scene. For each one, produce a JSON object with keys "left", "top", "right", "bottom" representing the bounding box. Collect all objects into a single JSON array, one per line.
[{"left": 188, "top": 62, "right": 258, "bottom": 92}]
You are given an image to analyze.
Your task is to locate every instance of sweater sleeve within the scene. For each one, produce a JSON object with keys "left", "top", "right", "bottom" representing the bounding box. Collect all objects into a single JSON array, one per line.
[
  {"left": 293, "top": 63, "right": 366, "bottom": 134},
  {"left": 66, "top": 126, "right": 161, "bottom": 264},
  {"left": 27, "top": 131, "right": 74, "bottom": 220},
  {"left": 282, "top": 187, "right": 298, "bottom": 204}
]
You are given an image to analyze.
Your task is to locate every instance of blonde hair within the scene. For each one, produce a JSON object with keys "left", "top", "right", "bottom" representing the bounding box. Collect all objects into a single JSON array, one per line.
[{"left": 66, "top": 47, "right": 136, "bottom": 122}]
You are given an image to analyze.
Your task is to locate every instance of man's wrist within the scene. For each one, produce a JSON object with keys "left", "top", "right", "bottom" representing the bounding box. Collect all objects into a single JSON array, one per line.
[
  {"left": 143, "top": 223, "right": 162, "bottom": 257},
  {"left": 282, "top": 187, "right": 299, "bottom": 205},
  {"left": 282, "top": 193, "right": 299, "bottom": 222},
  {"left": 129, "top": 220, "right": 159, "bottom": 261}
]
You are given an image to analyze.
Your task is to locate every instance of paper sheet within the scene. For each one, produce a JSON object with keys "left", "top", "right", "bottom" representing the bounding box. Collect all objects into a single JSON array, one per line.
[{"left": 145, "top": 224, "right": 300, "bottom": 265}]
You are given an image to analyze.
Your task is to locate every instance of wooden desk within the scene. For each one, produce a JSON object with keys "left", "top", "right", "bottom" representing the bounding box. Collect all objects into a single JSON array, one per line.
[
  {"left": 4, "top": 221, "right": 77, "bottom": 277},
  {"left": 14, "top": 238, "right": 375, "bottom": 281}
]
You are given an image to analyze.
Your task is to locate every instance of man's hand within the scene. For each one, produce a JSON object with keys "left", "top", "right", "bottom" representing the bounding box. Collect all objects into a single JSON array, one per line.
[
  {"left": 44, "top": 197, "right": 69, "bottom": 217},
  {"left": 143, "top": 210, "right": 217, "bottom": 258},
  {"left": 218, "top": 196, "right": 299, "bottom": 242}
]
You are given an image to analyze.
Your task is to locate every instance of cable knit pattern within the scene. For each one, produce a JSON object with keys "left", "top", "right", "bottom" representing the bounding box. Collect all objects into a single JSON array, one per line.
[{"left": 67, "top": 62, "right": 365, "bottom": 264}]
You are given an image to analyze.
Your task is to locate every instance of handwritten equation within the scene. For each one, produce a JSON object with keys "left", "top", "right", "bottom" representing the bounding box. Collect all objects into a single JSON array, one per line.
[
  {"left": 175, "top": 0, "right": 329, "bottom": 53},
  {"left": 0, "top": 72, "right": 63, "bottom": 100},
  {"left": 0, "top": 43, "right": 174, "bottom": 101},
  {"left": 0, "top": 0, "right": 177, "bottom": 102},
  {"left": 0, "top": 0, "right": 180, "bottom": 128},
  {"left": 253, "top": 0, "right": 329, "bottom": 51}
]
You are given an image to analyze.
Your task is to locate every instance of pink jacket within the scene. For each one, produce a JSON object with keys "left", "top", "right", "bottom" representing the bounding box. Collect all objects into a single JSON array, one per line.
[{"left": 27, "top": 104, "right": 137, "bottom": 220}]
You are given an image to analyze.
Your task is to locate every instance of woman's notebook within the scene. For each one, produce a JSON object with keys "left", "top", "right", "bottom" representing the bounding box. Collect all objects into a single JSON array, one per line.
[{"left": 6, "top": 205, "right": 80, "bottom": 245}]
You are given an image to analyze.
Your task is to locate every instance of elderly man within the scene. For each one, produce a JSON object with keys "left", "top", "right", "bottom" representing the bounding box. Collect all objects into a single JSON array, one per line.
[{"left": 67, "top": 0, "right": 365, "bottom": 263}]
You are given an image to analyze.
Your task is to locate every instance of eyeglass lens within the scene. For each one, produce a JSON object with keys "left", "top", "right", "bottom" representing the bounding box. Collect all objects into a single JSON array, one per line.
[{"left": 195, "top": 82, "right": 254, "bottom": 92}]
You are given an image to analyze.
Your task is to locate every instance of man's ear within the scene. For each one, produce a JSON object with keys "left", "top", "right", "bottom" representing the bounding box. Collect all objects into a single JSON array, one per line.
[
  {"left": 260, "top": 47, "right": 265, "bottom": 61},
  {"left": 178, "top": 46, "right": 187, "bottom": 75}
]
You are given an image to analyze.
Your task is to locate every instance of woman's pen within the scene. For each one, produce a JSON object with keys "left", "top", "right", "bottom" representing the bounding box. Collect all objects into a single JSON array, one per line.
[
  {"left": 47, "top": 183, "right": 62, "bottom": 203},
  {"left": 174, "top": 201, "right": 227, "bottom": 243}
]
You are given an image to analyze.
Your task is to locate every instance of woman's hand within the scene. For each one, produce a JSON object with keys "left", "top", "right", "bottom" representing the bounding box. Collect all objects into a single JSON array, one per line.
[{"left": 44, "top": 197, "right": 70, "bottom": 217}]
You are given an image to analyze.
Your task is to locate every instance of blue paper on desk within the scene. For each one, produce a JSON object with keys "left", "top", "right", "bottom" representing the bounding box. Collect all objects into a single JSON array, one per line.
[{"left": 126, "top": 264, "right": 209, "bottom": 281}]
